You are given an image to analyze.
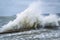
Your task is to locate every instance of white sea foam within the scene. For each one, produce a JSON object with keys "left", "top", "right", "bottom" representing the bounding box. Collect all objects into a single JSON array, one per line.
[{"left": 0, "top": 2, "right": 60, "bottom": 33}]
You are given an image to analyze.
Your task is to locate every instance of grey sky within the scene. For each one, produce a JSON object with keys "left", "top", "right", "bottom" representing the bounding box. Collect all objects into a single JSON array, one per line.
[{"left": 0, "top": 0, "right": 60, "bottom": 16}]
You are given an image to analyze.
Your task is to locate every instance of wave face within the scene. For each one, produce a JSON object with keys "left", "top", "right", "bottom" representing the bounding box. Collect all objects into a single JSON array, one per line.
[{"left": 0, "top": 2, "right": 60, "bottom": 33}]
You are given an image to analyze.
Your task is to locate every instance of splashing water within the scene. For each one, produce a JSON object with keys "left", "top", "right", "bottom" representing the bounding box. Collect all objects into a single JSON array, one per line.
[{"left": 0, "top": 2, "right": 60, "bottom": 33}]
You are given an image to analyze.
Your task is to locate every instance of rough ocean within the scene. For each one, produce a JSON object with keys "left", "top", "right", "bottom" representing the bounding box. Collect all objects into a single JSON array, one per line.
[
  {"left": 0, "top": 13, "right": 60, "bottom": 40},
  {"left": 0, "top": 0, "right": 60, "bottom": 40}
]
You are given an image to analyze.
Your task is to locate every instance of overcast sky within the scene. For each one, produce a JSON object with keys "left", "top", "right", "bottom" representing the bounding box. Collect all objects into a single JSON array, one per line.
[{"left": 0, "top": 0, "right": 60, "bottom": 16}]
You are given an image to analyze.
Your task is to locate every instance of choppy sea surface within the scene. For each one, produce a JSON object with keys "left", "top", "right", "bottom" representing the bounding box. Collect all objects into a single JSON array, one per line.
[{"left": 0, "top": 15, "right": 60, "bottom": 40}]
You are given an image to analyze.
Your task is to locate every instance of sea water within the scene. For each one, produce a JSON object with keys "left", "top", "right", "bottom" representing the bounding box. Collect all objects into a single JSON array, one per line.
[
  {"left": 0, "top": 0, "right": 60, "bottom": 40},
  {"left": 0, "top": 14, "right": 60, "bottom": 40}
]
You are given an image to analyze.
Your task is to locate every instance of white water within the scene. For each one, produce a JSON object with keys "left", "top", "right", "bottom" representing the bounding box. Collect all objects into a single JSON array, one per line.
[{"left": 0, "top": 2, "right": 60, "bottom": 33}]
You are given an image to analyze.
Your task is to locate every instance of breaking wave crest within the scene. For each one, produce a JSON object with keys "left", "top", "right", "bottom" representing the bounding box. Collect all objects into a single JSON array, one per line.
[{"left": 0, "top": 2, "right": 60, "bottom": 33}]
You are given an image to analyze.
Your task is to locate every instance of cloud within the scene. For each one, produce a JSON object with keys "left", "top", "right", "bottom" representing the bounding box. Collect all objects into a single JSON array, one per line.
[{"left": 0, "top": 0, "right": 60, "bottom": 16}]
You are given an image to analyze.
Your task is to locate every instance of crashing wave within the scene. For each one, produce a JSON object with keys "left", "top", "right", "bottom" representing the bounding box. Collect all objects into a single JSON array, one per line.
[{"left": 0, "top": 2, "right": 60, "bottom": 34}]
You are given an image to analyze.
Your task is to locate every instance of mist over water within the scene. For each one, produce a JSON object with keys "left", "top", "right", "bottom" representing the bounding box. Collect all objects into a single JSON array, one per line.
[
  {"left": 0, "top": 0, "right": 60, "bottom": 40},
  {"left": 0, "top": 1, "right": 60, "bottom": 33}
]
